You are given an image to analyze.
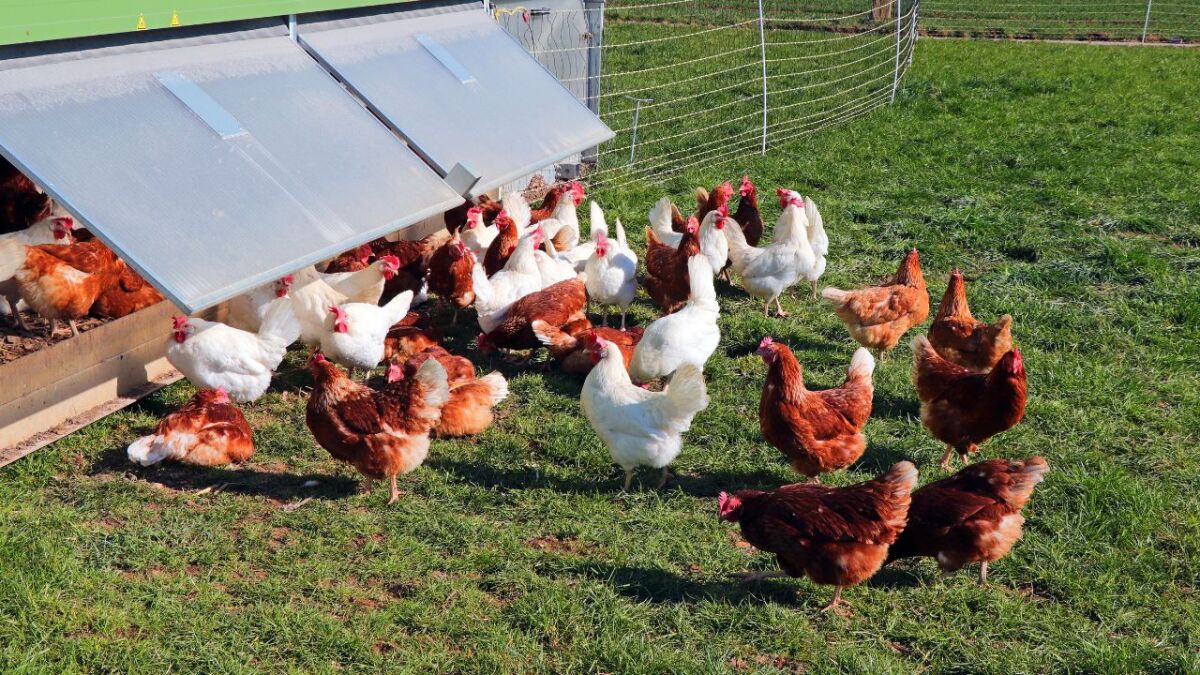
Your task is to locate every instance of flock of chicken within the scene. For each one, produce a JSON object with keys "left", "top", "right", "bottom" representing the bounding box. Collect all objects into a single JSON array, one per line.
[
  {"left": 0, "top": 158, "right": 166, "bottom": 332},
  {"left": 2, "top": 165, "right": 1047, "bottom": 612}
]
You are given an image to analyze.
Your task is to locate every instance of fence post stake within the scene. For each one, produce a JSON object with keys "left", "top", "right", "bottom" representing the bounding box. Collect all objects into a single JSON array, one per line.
[
  {"left": 1141, "top": 0, "right": 1153, "bottom": 43},
  {"left": 626, "top": 97, "right": 653, "bottom": 164},
  {"left": 891, "top": 0, "right": 902, "bottom": 103},
  {"left": 756, "top": 0, "right": 768, "bottom": 156},
  {"left": 583, "top": 0, "right": 606, "bottom": 167},
  {"left": 909, "top": 0, "right": 919, "bottom": 67}
]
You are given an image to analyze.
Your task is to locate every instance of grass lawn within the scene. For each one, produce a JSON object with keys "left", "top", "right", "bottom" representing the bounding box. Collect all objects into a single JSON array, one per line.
[{"left": 2, "top": 37, "right": 1199, "bottom": 672}]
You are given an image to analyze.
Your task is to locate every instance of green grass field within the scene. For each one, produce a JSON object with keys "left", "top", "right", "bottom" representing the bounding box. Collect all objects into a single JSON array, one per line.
[{"left": 2, "top": 37, "right": 1198, "bottom": 672}]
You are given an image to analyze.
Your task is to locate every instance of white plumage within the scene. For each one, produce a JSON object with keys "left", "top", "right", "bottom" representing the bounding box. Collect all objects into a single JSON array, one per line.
[
  {"left": 723, "top": 195, "right": 815, "bottom": 317},
  {"left": 319, "top": 290, "right": 414, "bottom": 371},
  {"left": 582, "top": 337, "right": 709, "bottom": 490},
  {"left": 629, "top": 255, "right": 720, "bottom": 382},
  {"left": 584, "top": 202, "right": 638, "bottom": 329},
  {"left": 166, "top": 298, "right": 300, "bottom": 402}
]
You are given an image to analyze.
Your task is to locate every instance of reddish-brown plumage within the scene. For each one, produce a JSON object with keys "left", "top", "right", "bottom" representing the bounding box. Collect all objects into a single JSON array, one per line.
[
  {"left": 732, "top": 175, "right": 764, "bottom": 248},
  {"left": 479, "top": 278, "right": 587, "bottom": 352},
  {"left": 383, "top": 321, "right": 443, "bottom": 366},
  {"left": 720, "top": 461, "right": 918, "bottom": 607},
  {"left": 672, "top": 182, "right": 733, "bottom": 233},
  {"left": 913, "top": 335, "right": 1027, "bottom": 466},
  {"left": 306, "top": 355, "right": 445, "bottom": 501},
  {"left": 888, "top": 457, "right": 1048, "bottom": 579},
  {"left": 428, "top": 233, "right": 475, "bottom": 310},
  {"left": 141, "top": 389, "right": 254, "bottom": 466},
  {"left": 825, "top": 249, "right": 930, "bottom": 354},
  {"left": 5, "top": 241, "right": 118, "bottom": 324},
  {"left": 401, "top": 345, "right": 476, "bottom": 386},
  {"left": 483, "top": 213, "right": 521, "bottom": 276},
  {"left": 758, "top": 339, "right": 874, "bottom": 479},
  {"left": 928, "top": 269, "right": 1014, "bottom": 372},
  {"left": 644, "top": 222, "right": 701, "bottom": 314},
  {"left": 92, "top": 258, "right": 165, "bottom": 319},
  {"left": 375, "top": 233, "right": 443, "bottom": 301},
  {"left": 324, "top": 242, "right": 379, "bottom": 274},
  {"left": 529, "top": 184, "right": 567, "bottom": 224},
  {"left": 533, "top": 318, "right": 644, "bottom": 375}
]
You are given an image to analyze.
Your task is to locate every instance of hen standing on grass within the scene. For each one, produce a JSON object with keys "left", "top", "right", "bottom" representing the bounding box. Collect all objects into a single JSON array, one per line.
[
  {"left": 912, "top": 334, "right": 1027, "bottom": 469},
  {"left": 723, "top": 192, "right": 814, "bottom": 317},
  {"left": 306, "top": 353, "right": 449, "bottom": 504},
  {"left": 822, "top": 248, "right": 929, "bottom": 356},
  {"left": 166, "top": 298, "right": 300, "bottom": 402},
  {"left": 581, "top": 336, "right": 709, "bottom": 491},
  {"left": 719, "top": 461, "right": 918, "bottom": 612},
  {"left": 757, "top": 337, "right": 875, "bottom": 481},
  {"left": 928, "top": 269, "right": 1014, "bottom": 372},
  {"left": 887, "top": 456, "right": 1048, "bottom": 583},
  {"left": 629, "top": 255, "right": 721, "bottom": 383}
]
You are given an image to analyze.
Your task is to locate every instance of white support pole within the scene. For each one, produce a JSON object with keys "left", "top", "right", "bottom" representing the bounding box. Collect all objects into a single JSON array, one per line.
[
  {"left": 756, "top": 0, "right": 768, "bottom": 156},
  {"left": 891, "top": 0, "right": 902, "bottom": 103},
  {"left": 909, "top": 0, "right": 919, "bottom": 67},
  {"left": 1141, "top": 0, "right": 1153, "bottom": 43}
]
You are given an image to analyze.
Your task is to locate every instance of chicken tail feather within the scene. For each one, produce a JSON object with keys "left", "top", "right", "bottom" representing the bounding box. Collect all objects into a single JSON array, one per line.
[
  {"left": 478, "top": 371, "right": 509, "bottom": 405},
  {"left": 589, "top": 201, "right": 608, "bottom": 240},
  {"left": 258, "top": 297, "right": 301, "bottom": 346},
  {"left": 876, "top": 460, "right": 919, "bottom": 499},
  {"left": 847, "top": 347, "right": 875, "bottom": 381},
  {"left": 820, "top": 286, "right": 850, "bottom": 307},
  {"left": 414, "top": 358, "right": 451, "bottom": 412},
  {"left": 662, "top": 364, "right": 709, "bottom": 425}
]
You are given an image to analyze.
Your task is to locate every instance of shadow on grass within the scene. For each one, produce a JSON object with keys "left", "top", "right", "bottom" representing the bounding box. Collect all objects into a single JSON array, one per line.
[
  {"left": 558, "top": 562, "right": 810, "bottom": 607},
  {"left": 428, "top": 457, "right": 612, "bottom": 495},
  {"left": 872, "top": 391, "right": 920, "bottom": 420},
  {"left": 89, "top": 446, "right": 358, "bottom": 502},
  {"left": 850, "top": 443, "right": 918, "bottom": 475}
]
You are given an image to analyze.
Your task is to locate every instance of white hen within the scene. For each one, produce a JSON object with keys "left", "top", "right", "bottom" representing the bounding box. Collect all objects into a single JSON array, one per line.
[
  {"left": 581, "top": 337, "right": 709, "bottom": 491},
  {"left": 777, "top": 188, "right": 828, "bottom": 297},
  {"left": 320, "top": 290, "right": 414, "bottom": 373},
  {"left": 462, "top": 206, "right": 498, "bottom": 257},
  {"left": 629, "top": 255, "right": 720, "bottom": 382},
  {"left": 724, "top": 193, "right": 815, "bottom": 317},
  {"left": 648, "top": 197, "right": 728, "bottom": 279},
  {"left": 321, "top": 254, "right": 400, "bottom": 305},
  {"left": 227, "top": 275, "right": 293, "bottom": 332},
  {"left": 472, "top": 233, "right": 543, "bottom": 333},
  {"left": 166, "top": 297, "right": 300, "bottom": 402},
  {"left": 584, "top": 201, "right": 638, "bottom": 329}
]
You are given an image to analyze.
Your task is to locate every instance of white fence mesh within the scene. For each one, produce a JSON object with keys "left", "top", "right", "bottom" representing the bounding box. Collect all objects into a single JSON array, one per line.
[
  {"left": 921, "top": 0, "right": 1200, "bottom": 43},
  {"left": 490, "top": 0, "right": 1196, "bottom": 194},
  {"left": 494, "top": 0, "right": 918, "bottom": 191}
]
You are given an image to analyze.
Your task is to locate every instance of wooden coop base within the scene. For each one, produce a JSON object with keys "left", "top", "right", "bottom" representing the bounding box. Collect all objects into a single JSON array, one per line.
[{"left": 0, "top": 301, "right": 192, "bottom": 465}]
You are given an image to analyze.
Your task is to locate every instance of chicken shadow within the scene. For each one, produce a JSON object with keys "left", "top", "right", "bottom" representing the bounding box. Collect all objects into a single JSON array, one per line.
[
  {"left": 555, "top": 562, "right": 808, "bottom": 607},
  {"left": 89, "top": 446, "right": 358, "bottom": 502},
  {"left": 850, "top": 443, "right": 917, "bottom": 475},
  {"left": 669, "top": 466, "right": 794, "bottom": 498},
  {"left": 427, "top": 457, "right": 613, "bottom": 495},
  {"left": 871, "top": 391, "right": 920, "bottom": 420}
]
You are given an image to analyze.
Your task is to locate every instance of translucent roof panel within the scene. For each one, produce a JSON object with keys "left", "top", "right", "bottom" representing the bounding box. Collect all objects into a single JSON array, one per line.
[
  {"left": 298, "top": 5, "right": 613, "bottom": 197},
  {"left": 0, "top": 27, "right": 463, "bottom": 313}
]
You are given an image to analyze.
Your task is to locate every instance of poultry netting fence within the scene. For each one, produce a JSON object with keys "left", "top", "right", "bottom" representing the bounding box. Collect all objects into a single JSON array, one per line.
[
  {"left": 920, "top": 0, "right": 1200, "bottom": 43},
  {"left": 493, "top": 0, "right": 919, "bottom": 192},
  {"left": 491, "top": 0, "right": 1197, "bottom": 195}
]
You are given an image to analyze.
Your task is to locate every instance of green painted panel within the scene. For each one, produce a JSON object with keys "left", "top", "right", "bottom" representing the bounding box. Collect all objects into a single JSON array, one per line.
[{"left": 0, "top": 0, "right": 414, "bottom": 47}]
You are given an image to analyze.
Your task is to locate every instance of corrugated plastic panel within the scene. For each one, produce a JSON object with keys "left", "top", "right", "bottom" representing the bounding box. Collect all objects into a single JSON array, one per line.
[
  {"left": 0, "top": 26, "right": 463, "bottom": 313},
  {"left": 298, "top": 4, "right": 613, "bottom": 197}
]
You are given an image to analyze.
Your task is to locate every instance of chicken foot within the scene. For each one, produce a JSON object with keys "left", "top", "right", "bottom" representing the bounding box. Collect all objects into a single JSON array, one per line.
[
  {"left": 810, "top": 280, "right": 819, "bottom": 300},
  {"left": 656, "top": 467, "right": 671, "bottom": 489},
  {"left": 979, "top": 561, "right": 988, "bottom": 585},
  {"left": 387, "top": 475, "right": 402, "bottom": 505},
  {"left": 820, "top": 586, "right": 851, "bottom": 614},
  {"left": 622, "top": 468, "right": 634, "bottom": 492},
  {"left": 773, "top": 297, "right": 789, "bottom": 318}
]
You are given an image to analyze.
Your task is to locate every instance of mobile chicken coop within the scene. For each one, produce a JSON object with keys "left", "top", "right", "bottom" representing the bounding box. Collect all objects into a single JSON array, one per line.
[{"left": 0, "top": 0, "right": 612, "bottom": 459}]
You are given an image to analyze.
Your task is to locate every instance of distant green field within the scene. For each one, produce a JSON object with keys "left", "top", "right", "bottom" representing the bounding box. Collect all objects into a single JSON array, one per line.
[{"left": 1, "top": 36, "right": 1198, "bottom": 673}]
